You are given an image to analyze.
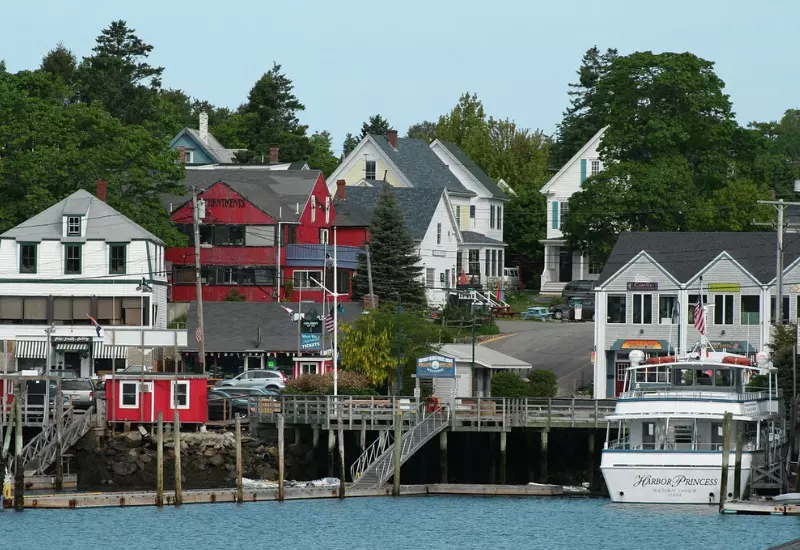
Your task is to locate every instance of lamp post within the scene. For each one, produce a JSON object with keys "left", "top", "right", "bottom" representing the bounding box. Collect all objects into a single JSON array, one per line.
[
  {"left": 136, "top": 277, "right": 153, "bottom": 423},
  {"left": 44, "top": 323, "right": 55, "bottom": 426}
]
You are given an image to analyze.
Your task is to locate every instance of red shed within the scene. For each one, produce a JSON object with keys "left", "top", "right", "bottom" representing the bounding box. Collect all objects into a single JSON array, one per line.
[{"left": 106, "top": 374, "right": 208, "bottom": 424}]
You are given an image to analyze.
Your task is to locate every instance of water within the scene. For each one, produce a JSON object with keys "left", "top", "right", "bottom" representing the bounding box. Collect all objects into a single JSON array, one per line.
[{"left": 2, "top": 496, "right": 797, "bottom": 550}]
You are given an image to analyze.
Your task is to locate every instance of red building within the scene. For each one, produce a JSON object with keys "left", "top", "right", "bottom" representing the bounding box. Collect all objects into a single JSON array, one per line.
[
  {"left": 164, "top": 168, "right": 370, "bottom": 303},
  {"left": 105, "top": 374, "right": 208, "bottom": 424}
]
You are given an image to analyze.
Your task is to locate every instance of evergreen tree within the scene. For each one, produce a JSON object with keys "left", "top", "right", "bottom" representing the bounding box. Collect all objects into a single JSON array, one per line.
[
  {"left": 352, "top": 187, "right": 425, "bottom": 305},
  {"left": 342, "top": 133, "right": 359, "bottom": 157},
  {"left": 360, "top": 114, "right": 391, "bottom": 138},
  {"left": 40, "top": 42, "right": 77, "bottom": 86}
]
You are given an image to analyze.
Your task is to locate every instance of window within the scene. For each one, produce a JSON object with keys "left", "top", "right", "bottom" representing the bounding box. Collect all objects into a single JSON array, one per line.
[
  {"left": 67, "top": 216, "right": 81, "bottom": 237},
  {"left": 64, "top": 244, "right": 81, "bottom": 274},
  {"left": 715, "top": 369, "right": 733, "bottom": 387},
  {"left": 770, "top": 296, "right": 790, "bottom": 323},
  {"left": 491, "top": 250, "right": 497, "bottom": 277},
  {"left": 287, "top": 225, "right": 297, "bottom": 245},
  {"left": 739, "top": 295, "right": 759, "bottom": 325},
  {"left": 199, "top": 225, "right": 213, "bottom": 245},
  {"left": 659, "top": 295, "right": 678, "bottom": 324},
  {"left": 19, "top": 243, "right": 37, "bottom": 274},
  {"left": 426, "top": 268, "right": 435, "bottom": 288},
  {"left": 120, "top": 382, "right": 138, "bottom": 408},
  {"left": 674, "top": 368, "right": 693, "bottom": 387},
  {"left": 713, "top": 295, "right": 734, "bottom": 325},
  {"left": 221, "top": 268, "right": 238, "bottom": 285},
  {"left": 615, "top": 362, "right": 629, "bottom": 382},
  {"left": 245, "top": 225, "right": 276, "bottom": 247},
  {"left": 171, "top": 381, "right": 190, "bottom": 409},
  {"left": 468, "top": 250, "right": 480, "bottom": 275},
  {"left": 687, "top": 295, "right": 708, "bottom": 324},
  {"left": 300, "top": 363, "right": 317, "bottom": 375},
  {"left": 485, "top": 250, "right": 490, "bottom": 277},
  {"left": 695, "top": 368, "right": 713, "bottom": 386},
  {"left": 456, "top": 251, "right": 463, "bottom": 273},
  {"left": 607, "top": 295, "right": 626, "bottom": 323},
  {"left": 490, "top": 205, "right": 495, "bottom": 229},
  {"left": 497, "top": 206, "right": 502, "bottom": 230},
  {"left": 559, "top": 202, "right": 569, "bottom": 229},
  {"left": 591, "top": 159, "right": 601, "bottom": 176},
  {"left": 455, "top": 206, "right": 461, "bottom": 227},
  {"left": 633, "top": 294, "right": 653, "bottom": 324},
  {"left": 436, "top": 223, "right": 442, "bottom": 245},
  {"left": 319, "top": 228, "right": 329, "bottom": 244},
  {"left": 469, "top": 205, "right": 475, "bottom": 221},
  {"left": 588, "top": 257, "right": 602, "bottom": 275},
  {"left": 184, "top": 150, "right": 194, "bottom": 163},
  {"left": 109, "top": 244, "right": 126, "bottom": 274},
  {"left": 365, "top": 160, "right": 377, "bottom": 180},
  {"left": 173, "top": 266, "right": 195, "bottom": 284},
  {"left": 336, "top": 269, "right": 351, "bottom": 294},
  {"left": 293, "top": 270, "right": 322, "bottom": 289}
]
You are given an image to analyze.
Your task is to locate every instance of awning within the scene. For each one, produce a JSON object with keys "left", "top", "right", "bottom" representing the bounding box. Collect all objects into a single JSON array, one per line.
[
  {"left": 610, "top": 339, "right": 673, "bottom": 351},
  {"left": 15, "top": 340, "right": 48, "bottom": 359},
  {"left": 55, "top": 343, "right": 89, "bottom": 352},
  {"left": 93, "top": 342, "right": 128, "bottom": 359}
]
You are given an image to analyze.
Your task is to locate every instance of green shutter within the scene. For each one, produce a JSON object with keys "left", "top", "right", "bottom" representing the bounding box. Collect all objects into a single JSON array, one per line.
[
  {"left": 552, "top": 201, "right": 559, "bottom": 229},
  {"left": 580, "top": 159, "right": 587, "bottom": 184}
]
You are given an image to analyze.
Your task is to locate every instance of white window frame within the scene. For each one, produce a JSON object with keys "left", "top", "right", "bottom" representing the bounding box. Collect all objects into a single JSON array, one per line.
[
  {"left": 319, "top": 228, "right": 330, "bottom": 244},
  {"left": 455, "top": 206, "right": 461, "bottom": 227},
  {"left": 632, "top": 293, "right": 654, "bottom": 325},
  {"left": 293, "top": 270, "right": 323, "bottom": 289},
  {"left": 300, "top": 362, "right": 318, "bottom": 375},
  {"left": 426, "top": 268, "right": 435, "bottom": 288},
  {"left": 119, "top": 382, "right": 139, "bottom": 409},
  {"left": 559, "top": 202, "right": 569, "bottom": 230},
  {"left": 713, "top": 294, "right": 735, "bottom": 326},
  {"left": 616, "top": 362, "right": 630, "bottom": 381},
  {"left": 590, "top": 158, "right": 602, "bottom": 176},
  {"left": 436, "top": 223, "right": 442, "bottom": 245},
  {"left": 185, "top": 150, "right": 194, "bottom": 163},
  {"left": 170, "top": 380, "right": 190, "bottom": 410},
  {"left": 365, "top": 160, "right": 377, "bottom": 180},
  {"left": 588, "top": 257, "right": 602, "bottom": 275},
  {"left": 67, "top": 216, "right": 81, "bottom": 237}
]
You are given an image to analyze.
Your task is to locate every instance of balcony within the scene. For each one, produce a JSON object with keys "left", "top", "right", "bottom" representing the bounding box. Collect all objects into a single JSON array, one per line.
[{"left": 284, "top": 244, "right": 360, "bottom": 269}]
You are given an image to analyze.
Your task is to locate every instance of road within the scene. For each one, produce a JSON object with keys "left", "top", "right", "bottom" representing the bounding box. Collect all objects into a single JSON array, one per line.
[{"left": 483, "top": 320, "right": 594, "bottom": 396}]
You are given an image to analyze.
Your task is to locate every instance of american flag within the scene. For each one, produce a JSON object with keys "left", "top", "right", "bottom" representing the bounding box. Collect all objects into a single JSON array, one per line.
[
  {"left": 321, "top": 314, "right": 335, "bottom": 333},
  {"left": 693, "top": 294, "right": 705, "bottom": 335},
  {"left": 195, "top": 326, "right": 203, "bottom": 342}
]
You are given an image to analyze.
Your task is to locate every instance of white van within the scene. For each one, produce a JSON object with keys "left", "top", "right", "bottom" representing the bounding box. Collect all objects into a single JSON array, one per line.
[{"left": 503, "top": 267, "right": 520, "bottom": 290}]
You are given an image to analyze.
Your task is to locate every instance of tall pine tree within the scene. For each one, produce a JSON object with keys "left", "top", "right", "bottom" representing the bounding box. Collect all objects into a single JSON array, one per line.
[{"left": 353, "top": 187, "right": 425, "bottom": 305}]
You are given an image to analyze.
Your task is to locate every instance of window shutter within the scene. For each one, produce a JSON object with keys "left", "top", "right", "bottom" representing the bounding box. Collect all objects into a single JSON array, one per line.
[
  {"left": 552, "top": 201, "right": 559, "bottom": 229},
  {"left": 580, "top": 159, "right": 587, "bottom": 184}
]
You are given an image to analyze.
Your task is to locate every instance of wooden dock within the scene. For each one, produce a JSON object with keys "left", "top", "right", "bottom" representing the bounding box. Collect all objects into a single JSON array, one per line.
[
  {"left": 3, "top": 483, "right": 564, "bottom": 509},
  {"left": 721, "top": 500, "right": 800, "bottom": 515}
]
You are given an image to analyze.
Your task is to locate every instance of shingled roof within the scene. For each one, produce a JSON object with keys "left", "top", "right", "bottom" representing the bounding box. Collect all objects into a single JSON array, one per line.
[{"left": 438, "top": 141, "right": 507, "bottom": 199}]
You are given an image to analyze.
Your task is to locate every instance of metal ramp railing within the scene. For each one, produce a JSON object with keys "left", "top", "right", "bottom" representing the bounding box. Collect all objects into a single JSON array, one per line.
[{"left": 350, "top": 404, "right": 450, "bottom": 488}]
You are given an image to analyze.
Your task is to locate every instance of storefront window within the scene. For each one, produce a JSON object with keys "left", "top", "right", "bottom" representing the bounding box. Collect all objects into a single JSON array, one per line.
[
  {"left": 770, "top": 296, "right": 790, "bottom": 323},
  {"left": 632, "top": 294, "right": 653, "bottom": 324},
  {"left": 607, "top": 295, "right": 626, "bottom": 323},
  {"left": 658, "top": 295, "right": 678, "bottom": 324},
  {"left": 740, "top": 295, "right": 760, "bottom": 325},
  {"left": 713, "top": 295, "right": 734, "bottom": 325}
]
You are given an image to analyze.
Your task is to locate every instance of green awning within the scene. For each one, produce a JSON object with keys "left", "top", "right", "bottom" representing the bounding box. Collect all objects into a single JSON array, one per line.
[{"left": 55, "top": 343, "right": 89, "bottom": 352}]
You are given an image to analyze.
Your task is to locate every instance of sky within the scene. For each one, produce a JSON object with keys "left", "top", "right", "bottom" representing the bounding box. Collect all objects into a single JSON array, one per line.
[{"left": 1, "top": 0, "right": 798, "bottom": 154}]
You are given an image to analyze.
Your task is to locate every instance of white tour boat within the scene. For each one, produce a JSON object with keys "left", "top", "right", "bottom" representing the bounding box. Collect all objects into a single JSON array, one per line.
[{"left": 601, "top": 348, "right": 786, "bottom": 504}]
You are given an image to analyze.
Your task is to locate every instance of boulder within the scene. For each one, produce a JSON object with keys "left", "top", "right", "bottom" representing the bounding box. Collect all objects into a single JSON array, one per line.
[
  {"left": 138, "top": 453, "right": 152, "bottom": 464},
  {"left": 122, "top": 431, "right": 142, "bottom": 447},
  {"left": 112, "top": 461, "right": 138, "bottom": 476},
  {"left": 203, "top": 449, "right": 216, "bottom": 457},
  {"left": 208, "top": 454, "right": 225, "bottom": 467},
  {"left": 256, "top": 464, "right": 277, "bottom": 481}
]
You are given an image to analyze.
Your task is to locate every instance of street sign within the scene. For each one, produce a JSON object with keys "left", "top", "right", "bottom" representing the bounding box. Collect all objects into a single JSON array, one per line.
[
  {"left": 413, "top": 387, "right": 420, "bottom": 399},
  {"left": 416, "top": 354, "right": 456, "bottom": 378}
]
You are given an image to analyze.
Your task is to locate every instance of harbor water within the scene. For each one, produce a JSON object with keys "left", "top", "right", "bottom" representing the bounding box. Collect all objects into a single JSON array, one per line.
[{"left": 2, "top": 496, "right": 797, "bottom": 549}]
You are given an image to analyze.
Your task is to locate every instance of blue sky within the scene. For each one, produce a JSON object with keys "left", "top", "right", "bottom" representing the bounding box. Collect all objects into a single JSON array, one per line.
[{"left": 1, "top": 0, "right": 797, "bottom": 153}]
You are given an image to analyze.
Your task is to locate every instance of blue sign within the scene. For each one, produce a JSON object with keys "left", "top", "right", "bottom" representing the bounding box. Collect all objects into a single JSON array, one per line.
[
  {"left": 300, "top": 333, "right": 321, "bottom": 350},
  {"left": 416, "top": 354, "right": 456, "bottom": 379}
]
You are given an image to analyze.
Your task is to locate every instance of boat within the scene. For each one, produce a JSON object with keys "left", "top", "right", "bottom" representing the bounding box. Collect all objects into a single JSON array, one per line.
[{"left": 601, "top": 347, "right": 788, "bottom": 504}]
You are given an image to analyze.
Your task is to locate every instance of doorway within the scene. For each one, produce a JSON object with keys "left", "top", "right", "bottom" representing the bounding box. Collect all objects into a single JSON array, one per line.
[
  {"left": 64, "top": 352, "right": 82, "bottom": 374},
  {"left": 558, "top": 247, "right": 573, "bottom": 283}
]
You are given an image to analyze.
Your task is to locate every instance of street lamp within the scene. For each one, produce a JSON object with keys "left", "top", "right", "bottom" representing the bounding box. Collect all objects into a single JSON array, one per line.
[{"left": 136, "top": 277, "right": 153, "bottom": 423}]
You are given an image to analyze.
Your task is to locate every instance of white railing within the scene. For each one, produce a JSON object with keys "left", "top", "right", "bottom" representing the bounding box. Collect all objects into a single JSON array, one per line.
[
  {"left": 605, "top": 437, "right": 758, "bottom": 452},
  {"left": 619, "top": 389, "right": 779, "bottom": 401}
]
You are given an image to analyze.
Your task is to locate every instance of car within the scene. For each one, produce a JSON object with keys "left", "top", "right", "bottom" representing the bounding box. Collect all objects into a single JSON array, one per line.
[
  {"left": 50, "top": 369, "right": 78, "bottom": 378},
  {"left": 550, "top": 297, "right": 595, "bottom": 321},
  {"left": 120, "top": 365, "right": 153, "bottom": 374},
  {"left": 218, "top": 369, "right": 286, "bottom": 390},
  {"left": 211, "top": 387, "right": 281, "bottom": 398},
  {"left": 60, "top": 378, "right": 95, "bottom": 409},
  {"left": 561, "top": 280, "right": 596, "bottom": 300},
  {"left": 207, "top": 391, "right": 250, "bottom": 421},
  {"left": 503, "top": 267, "right": 521, "bottom": 291}
]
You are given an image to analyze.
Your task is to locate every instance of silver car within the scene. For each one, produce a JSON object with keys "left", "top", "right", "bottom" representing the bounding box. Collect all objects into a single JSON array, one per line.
[
  {"left": 60, "top": 378, "right": 95, "bottom": 409},
  {"left": 219, "top": 370, "right": 286, "bottom": 390}
]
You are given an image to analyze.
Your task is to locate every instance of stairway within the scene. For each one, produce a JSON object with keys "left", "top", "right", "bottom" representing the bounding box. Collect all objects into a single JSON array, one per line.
[
  {"left": 350, "top": 407, "right": 450, "bottom": 488},
  {"left": 6, "top": 406, "right": 95, "bottom": 475}
]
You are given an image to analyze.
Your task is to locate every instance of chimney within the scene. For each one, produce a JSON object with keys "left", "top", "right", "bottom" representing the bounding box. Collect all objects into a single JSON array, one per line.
[
  {"left": 198, "top": 111, "right": 209, "bottom": 144},
  {"left": 387, "top": 129, "right": 398, "bottom": 148},
  {"left": 336, "top": 179, "right": 346, "bottom": 200},
  {"left": 96, "top": 179, "right": 107, "bottom": 202},
  {"left": 270, "top": 146, "right": 279, "bottom": 164}
]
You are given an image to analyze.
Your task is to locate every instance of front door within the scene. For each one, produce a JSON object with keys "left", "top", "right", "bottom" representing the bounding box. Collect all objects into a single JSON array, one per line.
[
  {"left": 558, "top": 247, "right": 573, "bottom": 283},
  {"left": 64, "top": 352, "right": 82, "bottom": 375}
]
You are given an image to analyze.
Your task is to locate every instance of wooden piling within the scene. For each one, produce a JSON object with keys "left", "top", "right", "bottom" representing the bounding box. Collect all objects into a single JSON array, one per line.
[
  {"left": 312, "top": 426, "right": 320, "bottom": 449},
  {"left": 733, "top": 422, "right": 745, "bottom": 500},
  {"left": 235, "top": 416, "right": 243, "bottom": 504},
  {"left": 360, "top": 422, "right": 367, "bottom": 454},
  {"left": 719, "top": 412, "right": 733, "bottom": 511},
  {"left": 587, "top": 431, "right": 595, "bottom": 489},
  {"left": 526, "top": 430, "right": 535, "bottom": 483},
  {"left": 14, "top": 387, "right": 23, "bottom": 510},
  {"left": 393, "top": 410, "right": 402, "bottom": 496},
  {"left": 540, "top": 429, "right": 549, "bottom": 483},
  {"left": 488, "top": 433, "right": 497, "bottom": 484},
  {"left": 439, "top": 430, "right": 448, "bottom": 484},
  {"left": 277, "top": 414, "right": 285, "bottom": 502},
  {"left": 337, "top": 406, "right": 345, "bottom": 499},
  {"left": 327, "top": 429, "right": 335, "bottom": 478},
  {"left": 174, "top": 411, "right": 182, "bottom": 505},
  {"left": 54, "top": 379, "right": 63, "bottom": 492},
  {"left": 499, "top": 431, "right": 507, "bottom": 485},
  {"left": 156, "top": 413, "right": 164, "bottom": 507},
  {"left": 294, "top": 427, "right": 301, "bottom": 446}
]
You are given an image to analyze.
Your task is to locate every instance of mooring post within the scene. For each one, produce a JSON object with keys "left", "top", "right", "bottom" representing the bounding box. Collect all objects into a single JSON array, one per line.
[
  {"left": 54, "top": 377, "right": 63, "bottom": 492},
  {"left": 733, "top": 422, "right": 745, "bottom": 500},
  {"left": 540, "top": 429, "right": 549, "bottom": 483},
  {"left": 174, "top": 410, "right": 182, "bottom": 506},
  {"left": 439, "top": 430, "right": 448, "bottom": 484},
  {"left": 13, "top": 387, "right": 23, "bottom": 511},
  {"left": 235, "top": 415, "right": 243, "bottom": 504},
  {"left": 393, "top": 410, "right": 402, "bottom": 496},
  {"left": 327, "top": 429, "right": 336, "bottom": 478},
  {"left": 360, "top": 422, "right": 367, "bottom": 454},
  {"left": 337, "top": 406, "right": 345, "bottom": 499},
  {"left": 499, "top": 431, "right": 507, "bottom": 485},
  {"left": 156, "top": 413, "right": 164, "bottom": 507},
  {"left": 587, "top": 431, "right": 596, "bottom": 489},
  {"left": 294, "top": 426, "right": 301, "bottom": 446},
  {"left": 312, "top": 425, "right": 320, "bottom": 449},
  {"left": 278, "top": 414, "right": 285, "bottom": 502},
  {"left": 719, "top": 412, "right": 733, "bottom": 511}
]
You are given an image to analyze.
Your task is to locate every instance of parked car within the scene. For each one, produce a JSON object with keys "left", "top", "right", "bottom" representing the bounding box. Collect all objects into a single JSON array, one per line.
[
  {"left": 50, "top": 369, "right": 78, "bottom": 379},
  {"left": 561, "top": 280, "right": 596, "bottom": 300},
  {"left": 120, "top": 365, "right": 153, "bottom": 374},
  {"left": 207, "top": 388, "right": 279, "bottom": 420},
  {"left": 218, "top": 369, "right": 286, "bottom": 390},
  {"left": 503, "top": 267, "right": 521, "bottom": 291},
  {"left": 60, "top": 378, "right": 95, "bottom": 409},
  {"left": 550, "top": 297, "right": 595, "bottom": 321}
]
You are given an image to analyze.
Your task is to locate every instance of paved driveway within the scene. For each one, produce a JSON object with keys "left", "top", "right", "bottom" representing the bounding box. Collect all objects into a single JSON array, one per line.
[{"left": 484, "top": 320, "right": 594, "bottom": 396}]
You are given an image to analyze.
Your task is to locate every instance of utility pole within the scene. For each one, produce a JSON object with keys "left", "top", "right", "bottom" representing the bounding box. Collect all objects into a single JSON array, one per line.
[
  {"left": 757, "top": 199, "right": 800, "bottom": 326},
  {"left": 365, "top": 245, "right": 376, "bottom": 309},
  {"left": 192, "top": 188, "right": 206, "bottom": 374},
  {"left": 333, "top": 227, "right": 339, "bottom": 397}
]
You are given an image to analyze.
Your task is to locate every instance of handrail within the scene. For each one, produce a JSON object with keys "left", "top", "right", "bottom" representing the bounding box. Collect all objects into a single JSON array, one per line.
[
  {"left": 606, "top": 436, "right": 759, "bottom": 452},
  {"left": 619, "top": 390, "right": 779, "bottom": 401}
]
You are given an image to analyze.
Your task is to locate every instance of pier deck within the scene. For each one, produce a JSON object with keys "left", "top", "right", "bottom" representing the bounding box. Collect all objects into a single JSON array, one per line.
[{"left": 721, "top": 500, "right": 799, "bottom": 515}]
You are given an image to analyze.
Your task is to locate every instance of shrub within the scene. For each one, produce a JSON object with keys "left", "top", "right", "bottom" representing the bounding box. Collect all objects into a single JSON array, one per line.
[
  {"left": 528, "top": 369, "right": 558, "bottom": 397},
  {"left": 284, "top": 371, "right": 378, "bottom": 395},
  {"left": 491, "top": 371, "right": 530, "bottom": 397}
]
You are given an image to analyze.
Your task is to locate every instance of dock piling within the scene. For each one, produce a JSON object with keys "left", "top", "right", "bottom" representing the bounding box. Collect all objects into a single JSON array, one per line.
[
  {"left": 13, "top": 386, "right": 23, "bottom": 511},
  {"left": 235, "top": 416, "right": 243, "bottom": 504},
  {"left": 278, "top": 414, "right": 285, "bottom": 502},
  {"left": 327, "top": 429, "right": 335, "bottom": 478},
  {"left": 439, "top": 430, "right": 448, "bottom": 483},
  {"left": 359, "top": 422, "right": 367, "bottom": 454},
  {"left": 719, "top": 411, "right": 733, "bottom": 511},
  {"left": 587, "top": 431, "right": 595, "bottom": 489},
  {"left": 337, "top": 406, "right": 345, "bottom": 499},
  {"left": 540, "top": 429, "right": 549, "bottom": 483},
  {"left": 174, "top": 411, "right": 182, "bottom": 506},
  {"left": 499, "top": 431, "right": 507, "bottom": 485},
  {"left": 156, "top": 413, "right": 164, "bottom": 507},
  {"left": 733, "top": 421, "right": 744, "bottom": 500},
  {"left": 55, "top": 378, "right": 63, "bottom": 492},
  {"left": 392, "top": 410, "right": 402, "bottom": 496}
]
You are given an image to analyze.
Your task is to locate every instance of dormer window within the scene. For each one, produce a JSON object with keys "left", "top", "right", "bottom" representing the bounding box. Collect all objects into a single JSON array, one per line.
[
  {"left": 365, "top": 160, "right": 377, "bottom": 180},
  {"left": 67, "top": 216, "right": 81, "bottom": 237}
]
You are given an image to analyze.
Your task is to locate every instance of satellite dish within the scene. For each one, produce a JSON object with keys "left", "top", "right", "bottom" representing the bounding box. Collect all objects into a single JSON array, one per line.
[{"left": 628, "top": 350, "right": 645, "bottom": 366}]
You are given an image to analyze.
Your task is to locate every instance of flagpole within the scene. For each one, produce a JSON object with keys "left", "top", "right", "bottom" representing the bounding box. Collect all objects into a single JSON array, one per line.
[{"left": 333, "top": 227, "right": 339, "bottom": 397}]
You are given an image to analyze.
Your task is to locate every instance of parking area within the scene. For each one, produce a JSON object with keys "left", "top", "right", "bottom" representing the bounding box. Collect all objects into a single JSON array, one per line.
[{"left": 484, "top": 320, "right": 594, "bottom": 397}]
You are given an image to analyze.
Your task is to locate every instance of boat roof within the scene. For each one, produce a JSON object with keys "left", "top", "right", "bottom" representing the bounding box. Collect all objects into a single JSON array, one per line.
[{"left": 627, "top": 352, "right": 775, "bottom": 373}]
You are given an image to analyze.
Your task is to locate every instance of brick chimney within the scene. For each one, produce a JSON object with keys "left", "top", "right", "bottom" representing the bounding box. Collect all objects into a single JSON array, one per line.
[
  {"left": 270, "top": 146, "right": 279, "bottom": 164},
  {"left": 96, "top": 179, "right": 107, "bottom": 202},
  {"left": 198, "top": 111, "right": 209, "bottom": 145},
  {"left": 336, "top": 179, "right": 346, "bottom": 200},
  {"left": 387, "top": 129, "right": 398, "bottom": 148}
]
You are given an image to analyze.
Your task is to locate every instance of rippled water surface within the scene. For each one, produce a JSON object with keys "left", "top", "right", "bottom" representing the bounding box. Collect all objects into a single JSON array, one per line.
[{"left": 2, "top": 496, "right": 798, "bottom": 550}]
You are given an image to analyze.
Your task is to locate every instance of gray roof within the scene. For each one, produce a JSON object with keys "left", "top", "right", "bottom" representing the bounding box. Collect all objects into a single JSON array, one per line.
[
  {"left": 438, "top": 141, "right": 508, "bottom": 199},
  {"left": 439, "top": 344, "right": 531, "bottom": 369},
  {"left": 1, "top": 189, "right": 163, "bottom": 244},
  {"left": 598, "top": 232, "right": 800, "bottom": 285},
  {"left": 185, "top": 301, "right": 363, "bottom": 352},
  {"left": 332, "top": 200, "right": 373, "bottom": 227},
  {"left": 461, "top": 231, "right": 505, "bottom": 245},
  {"left": 370, "top": 135, "right": 474, "bottom": 196},
  {"left": 336, "top": 182, "right": 445, "bottom": 240},
  {"left": 181, "top": 128, "right": 242, "bottom": 164}
]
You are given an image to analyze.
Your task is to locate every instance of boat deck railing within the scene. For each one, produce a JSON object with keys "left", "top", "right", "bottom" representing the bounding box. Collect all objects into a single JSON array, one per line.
[
  {"left": 605, "top": 437, "right": 759, "bottom": 452},
  {"left": 618, "top": 389, "right": 780, "bottom": 401}
]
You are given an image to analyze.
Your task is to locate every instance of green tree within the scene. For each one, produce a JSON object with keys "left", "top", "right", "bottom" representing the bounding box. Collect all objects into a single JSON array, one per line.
[
  {"left": 407, "top": 120, "right": 437, "bottom": 142},
  {"left": 504, "top": 185, "right": 547, "bottom": 269},
  {"left": 341, "top": 133, "right": 359, "bottom": 157},
  {"left": 307, "top": 130, "right": 340, "bottom": 177},
  {"left": 360, "top": 114, "right": 391, "bottom": 138},
  {"left": 352, "top": 186, "right": 425, "bottom": 305},
  {"left": 40, "top": 42, "right": 77, "bottom": 86}
]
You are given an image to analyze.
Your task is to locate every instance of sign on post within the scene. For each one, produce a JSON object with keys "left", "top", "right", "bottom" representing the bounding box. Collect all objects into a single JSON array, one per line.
[
  {"left": 300, "top": 333, "right": 321, "bottom": 350},
  {"left": 416, "top": 354, "right": 456, "bottom": 379}
]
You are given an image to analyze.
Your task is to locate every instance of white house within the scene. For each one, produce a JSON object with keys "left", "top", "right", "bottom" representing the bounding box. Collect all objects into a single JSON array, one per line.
[
  {"left": 539, "top": 127, "right": 607, "bottom": 294},
  {"left": 0, "top": 181, "right": 168, "bottom": 377}
]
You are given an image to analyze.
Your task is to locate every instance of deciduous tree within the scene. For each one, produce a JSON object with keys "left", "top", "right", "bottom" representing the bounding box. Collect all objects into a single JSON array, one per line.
[
  {"left": 307, "top": 130, "right": 340, "bottom": 177},
  {"left": 406, "top": 120, "right": 437, "bottom": 142}
]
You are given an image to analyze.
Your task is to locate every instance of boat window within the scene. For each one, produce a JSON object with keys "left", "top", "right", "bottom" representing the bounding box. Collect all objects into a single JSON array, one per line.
[
  {"left": 714, "top": 368, "right": 733, "bottom": 387},
  {"left": 642, "top": 422, "right": 656, "bottom": 449},
  {"left": 674, "top": 368, "right": 693, "bottom": 386},
  {"left": 695, "top": 369, "right": 713, "bottom": 386}
]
